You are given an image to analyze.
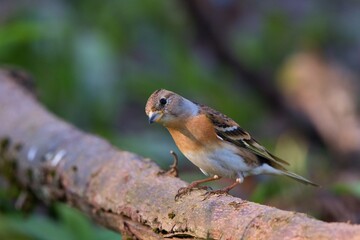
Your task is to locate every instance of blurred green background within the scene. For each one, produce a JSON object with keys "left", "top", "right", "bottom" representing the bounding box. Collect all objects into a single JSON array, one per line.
[{"left": 1, "top": 0, "right": 360, "bottom": 239}]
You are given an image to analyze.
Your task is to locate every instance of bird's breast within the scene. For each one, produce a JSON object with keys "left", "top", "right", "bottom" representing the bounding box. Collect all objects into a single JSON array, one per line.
[{"left": 166, "top": 114, "right": 219, "bottom": 153}]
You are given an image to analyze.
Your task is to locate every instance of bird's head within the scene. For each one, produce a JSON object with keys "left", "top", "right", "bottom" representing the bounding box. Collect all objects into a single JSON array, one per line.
[{"left": 145, "top": 89, "right": 199, "bottom": 126}]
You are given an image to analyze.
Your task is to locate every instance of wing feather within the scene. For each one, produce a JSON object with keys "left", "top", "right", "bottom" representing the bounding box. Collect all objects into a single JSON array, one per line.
[{"left": 200, "top": 104, "right": 290, "bottom": 168}]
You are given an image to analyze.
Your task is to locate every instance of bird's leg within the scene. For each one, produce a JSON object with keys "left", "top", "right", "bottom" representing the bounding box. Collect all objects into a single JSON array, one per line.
[
  {"left": 175, "top": 175, "right": 221, "bottom": 200},
  {"left": 158, "top": 150, "right": 179, "bottom": 177},
  {"left": 202, "top": 176, "right": 243, "bottom": 200},
  {"left": 168, "top": 151, "right": 179, "bottom": 177}
]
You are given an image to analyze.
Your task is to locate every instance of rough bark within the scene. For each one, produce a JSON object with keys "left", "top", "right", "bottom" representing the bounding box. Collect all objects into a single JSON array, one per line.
[{"left": 0, "top": 69, "right": 359, "bottom": 240}]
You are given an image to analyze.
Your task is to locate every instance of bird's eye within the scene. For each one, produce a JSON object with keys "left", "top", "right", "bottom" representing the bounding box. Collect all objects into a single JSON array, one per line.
[{"left": 159, "top": 98, "right": 167, "bottom": 105}]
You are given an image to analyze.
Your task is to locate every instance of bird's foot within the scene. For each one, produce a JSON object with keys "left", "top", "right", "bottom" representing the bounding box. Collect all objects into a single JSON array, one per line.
[
  {"left": 175, "top": 185, "right": 211, "bottom": 201},
  {"left": 175, "top": 175, "right": 220, "bottom": 200},
  {"left": 158, "top": 150, "right": 179, "bottom": 177},
  {"left": 201, "top": 189, "right": 230, "bottom": 200},
  {"left": 202, "top": 179, "right": 242, "bottom": 200}
]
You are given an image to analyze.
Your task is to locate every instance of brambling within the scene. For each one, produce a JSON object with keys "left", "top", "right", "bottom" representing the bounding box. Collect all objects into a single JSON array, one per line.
[{"left": 145, "top": 89, "right": 318, "bottom": 199}]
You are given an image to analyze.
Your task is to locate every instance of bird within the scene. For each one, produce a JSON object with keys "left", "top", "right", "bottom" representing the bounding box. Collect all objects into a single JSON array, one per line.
[{"left": 145, "top": 89, "right": 318, "bottom": 199}]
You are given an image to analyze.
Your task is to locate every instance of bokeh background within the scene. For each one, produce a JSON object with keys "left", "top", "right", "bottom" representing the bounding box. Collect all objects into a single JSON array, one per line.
[{"left": 1, "top": 0, "right": 360, "bottom": 239}]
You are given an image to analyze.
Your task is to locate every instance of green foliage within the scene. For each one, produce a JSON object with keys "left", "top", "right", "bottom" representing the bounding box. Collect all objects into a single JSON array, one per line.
[
  {"left": 0, "top": 203, "right": 120, "bottom": 240},
  {"left": 0, "top": 21, "right": 42, "bottom": 57},
  {"left": 250, "top": 180, "right": 283, "bottom": 203},
  {"left": 332, "top": 182, "right": 360, "bottom": 199}
]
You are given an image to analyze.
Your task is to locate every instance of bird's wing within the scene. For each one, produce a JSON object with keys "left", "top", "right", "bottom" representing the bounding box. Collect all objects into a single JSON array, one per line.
[{"left": 200, "top": 104, "right": 289, "bottom": 168}]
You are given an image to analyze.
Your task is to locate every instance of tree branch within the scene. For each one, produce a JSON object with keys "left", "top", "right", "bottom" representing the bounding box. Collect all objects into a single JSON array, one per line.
[{"left": 0, "top": 69, "right": 359, "bottom": 239}]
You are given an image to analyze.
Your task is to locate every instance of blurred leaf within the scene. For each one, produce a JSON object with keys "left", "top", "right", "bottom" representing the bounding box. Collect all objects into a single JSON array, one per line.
[
  {"left": 332, "top": 182, "right": 360, "bottom": 198},
  {"left": 274, "top": 133, "right": 309, "bottom": 173},
  {"left": 55, "top": 203, "right": 95, "bottom": 240},
  {"left": 55, "top": 203, "right": 121, "bottom": 240},
  {"left": 250, "top": 181, "right": 283, "bottom": 203},
  {"left": 0, "top": 204, "right": 121, "bottom": 240},
  {"left": 0, "top": 215, "right": 29, "bottom": 240},
  {"left": 0, "top": 214, "right": 74, "bottom": 240},
  {"left": 0, "top": 21, "right": 41, "bottom": 58}
]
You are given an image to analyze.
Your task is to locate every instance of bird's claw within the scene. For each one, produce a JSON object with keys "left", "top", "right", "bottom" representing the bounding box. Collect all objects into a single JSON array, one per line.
[
  {"left": 175, "top": 185, "right": 210, "bottom": 201},
  {"left": 201, "top": 189, "right": 230, "bottom": 200}
]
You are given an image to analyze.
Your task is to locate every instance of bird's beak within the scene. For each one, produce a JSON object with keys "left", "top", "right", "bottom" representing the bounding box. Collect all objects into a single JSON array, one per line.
[{"left": 148, "top": 111, "right": 163, "bottom": 124}]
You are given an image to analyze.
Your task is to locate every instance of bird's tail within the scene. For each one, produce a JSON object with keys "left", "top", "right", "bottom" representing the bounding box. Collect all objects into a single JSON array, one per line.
[{"left": 281, "top": 171, "right": 319, "bottom": 187}]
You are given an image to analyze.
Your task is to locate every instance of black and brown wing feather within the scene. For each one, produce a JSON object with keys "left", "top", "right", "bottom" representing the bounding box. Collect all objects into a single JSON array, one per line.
[{"left": 199, "top": 104, "right": 290, "bottom": 170}]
